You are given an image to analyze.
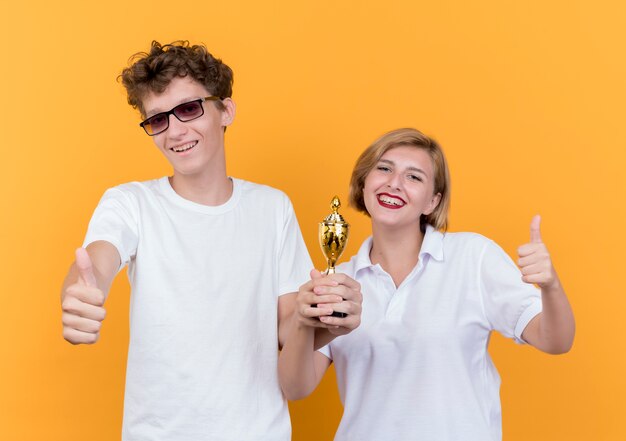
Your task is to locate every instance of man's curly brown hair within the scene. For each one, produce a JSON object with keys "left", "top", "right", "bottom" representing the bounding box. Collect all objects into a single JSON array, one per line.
[{"left": 119, "top": 40, "right": 233, "bottom": 116}]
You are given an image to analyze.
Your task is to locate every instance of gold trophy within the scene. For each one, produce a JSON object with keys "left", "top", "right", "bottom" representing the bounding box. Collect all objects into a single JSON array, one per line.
[{"left": 317, "top": 196, "right": 350, "bottom": 317}]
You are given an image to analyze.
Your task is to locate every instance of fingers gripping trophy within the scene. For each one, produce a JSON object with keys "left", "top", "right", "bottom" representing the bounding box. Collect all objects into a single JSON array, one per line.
[{"left": 319, "top": 196, "right": 350, "bottom": 318}]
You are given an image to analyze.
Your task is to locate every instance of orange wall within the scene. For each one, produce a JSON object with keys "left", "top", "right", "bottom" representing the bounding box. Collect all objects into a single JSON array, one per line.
[{"left": 1, "top": 1, "right": 624, "bottom": 440}]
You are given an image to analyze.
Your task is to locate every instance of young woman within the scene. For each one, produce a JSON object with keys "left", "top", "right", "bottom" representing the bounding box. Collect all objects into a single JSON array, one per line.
[{"left": 278, "top": 128, "right": 575, "bottom": 441}]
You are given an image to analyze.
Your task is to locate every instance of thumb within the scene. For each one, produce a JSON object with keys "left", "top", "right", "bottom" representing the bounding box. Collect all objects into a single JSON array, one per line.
[
  {"left": 530, "top": 215, "right": 542, "bottom": 243},
  {"left": 310, "top": 268, "right": 323, "bottom": 280},
  {"left": 75, "top": 248, "right": 97, "bottom": 287}
]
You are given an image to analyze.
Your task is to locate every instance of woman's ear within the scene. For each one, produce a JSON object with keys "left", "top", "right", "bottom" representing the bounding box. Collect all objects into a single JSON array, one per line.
[{"left": 424, "top": 192, "right": 442, "bottom": 216}]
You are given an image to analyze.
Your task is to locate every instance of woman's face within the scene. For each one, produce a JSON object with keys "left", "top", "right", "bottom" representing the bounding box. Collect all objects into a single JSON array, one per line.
[{"left": 363, "top": 146, "right": 441, "bottom": 232}]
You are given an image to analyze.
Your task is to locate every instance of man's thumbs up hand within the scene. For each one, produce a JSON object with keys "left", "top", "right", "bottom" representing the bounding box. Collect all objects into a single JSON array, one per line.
[{"left": 61, "top": 248, "right": 106, "bottom": 344}]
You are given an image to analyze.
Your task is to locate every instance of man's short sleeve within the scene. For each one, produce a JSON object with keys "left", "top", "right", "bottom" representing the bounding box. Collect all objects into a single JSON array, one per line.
[
  {"left": 277, "top": 196, "right": 313, "bottom": 297},
  {"left": 83, "top": 187, "right": 140, "bottom": 271},
  {"left": 479, "top": 239, "right": 542, "bottom": 343}
]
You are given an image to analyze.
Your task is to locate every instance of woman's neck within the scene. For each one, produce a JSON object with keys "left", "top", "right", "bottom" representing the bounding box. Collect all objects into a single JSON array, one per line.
[{"left": 370, "top": 223, "right": 425, "bottom": 288}]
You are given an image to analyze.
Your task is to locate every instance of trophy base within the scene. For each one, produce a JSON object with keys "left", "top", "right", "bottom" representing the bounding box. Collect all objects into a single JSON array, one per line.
[{"left": 315, "top": 262, "right": 347, "bottom": 317}]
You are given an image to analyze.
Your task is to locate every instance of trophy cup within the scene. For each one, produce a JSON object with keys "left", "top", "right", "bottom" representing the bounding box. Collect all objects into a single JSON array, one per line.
[{"left": 317, "top": 196, "right": 350, "bottom": 318}]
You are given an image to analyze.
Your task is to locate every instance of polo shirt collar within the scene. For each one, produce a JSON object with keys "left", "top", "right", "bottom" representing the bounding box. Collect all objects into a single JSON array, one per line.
[
  {"left": 420, "top": 224, "right": 445, "bottom": 262},
  {"left": 353, "top": 224, "right": 445, "bottom": 275},
  {"left": 353, "top": 236, "right": 375, "bottom": 274}
]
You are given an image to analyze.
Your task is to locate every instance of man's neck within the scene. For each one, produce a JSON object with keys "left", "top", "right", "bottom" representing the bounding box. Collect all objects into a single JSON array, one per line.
[{"left": 169, "top": 171, "right": 233, "bottom": 206}]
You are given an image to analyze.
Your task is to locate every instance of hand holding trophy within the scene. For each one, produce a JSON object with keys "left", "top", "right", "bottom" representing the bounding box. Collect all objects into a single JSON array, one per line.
[{"left": 318, "top": 196, "right": 350, "bottom": 318}]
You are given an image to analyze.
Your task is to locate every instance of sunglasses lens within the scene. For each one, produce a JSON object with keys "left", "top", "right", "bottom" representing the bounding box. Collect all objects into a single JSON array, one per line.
[
  {"left": 144, "top": 113, "right": 168, "bottom": 135},
  {"left": 174, "top": 101, "right": 204, "bottom": 121}
]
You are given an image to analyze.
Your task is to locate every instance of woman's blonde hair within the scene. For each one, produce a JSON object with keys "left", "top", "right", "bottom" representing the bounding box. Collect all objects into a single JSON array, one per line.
[{"left": 349, "top": 128, "right": 451, "bottom": 231}]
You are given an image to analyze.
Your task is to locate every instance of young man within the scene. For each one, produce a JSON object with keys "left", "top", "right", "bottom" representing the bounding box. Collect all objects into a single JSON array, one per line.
[{"left": 60, "top": 41, "right": 354, "bottom": 440}]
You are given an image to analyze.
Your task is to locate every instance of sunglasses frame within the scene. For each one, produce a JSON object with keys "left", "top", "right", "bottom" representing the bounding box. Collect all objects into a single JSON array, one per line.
[{"left": 139, "top": 96, "right": 223, "bottom": 136}]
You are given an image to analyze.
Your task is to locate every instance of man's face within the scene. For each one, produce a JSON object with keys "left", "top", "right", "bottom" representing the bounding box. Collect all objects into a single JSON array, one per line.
[{"left": 141, "top": 76, "right": 235, "bottom": 179}]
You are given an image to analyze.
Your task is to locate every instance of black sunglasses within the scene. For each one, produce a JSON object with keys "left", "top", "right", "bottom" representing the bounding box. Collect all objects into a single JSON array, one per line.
[{"left": 139, "top": 96, "right": 223, "bottom": 136}]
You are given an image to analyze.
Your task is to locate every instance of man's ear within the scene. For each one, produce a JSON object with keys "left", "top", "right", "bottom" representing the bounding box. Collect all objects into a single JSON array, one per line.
[{"left": 220, "top": 98, "right": 236, "bottom": 127}]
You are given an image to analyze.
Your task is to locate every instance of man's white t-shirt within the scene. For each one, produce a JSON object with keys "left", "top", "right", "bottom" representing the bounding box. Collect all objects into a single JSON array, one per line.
[
  {"left": 84, "top": 177, "right": 312, "bottom": 441},
  {"left": 319, "top": 225, "right": 542, "bottom": 441}
]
